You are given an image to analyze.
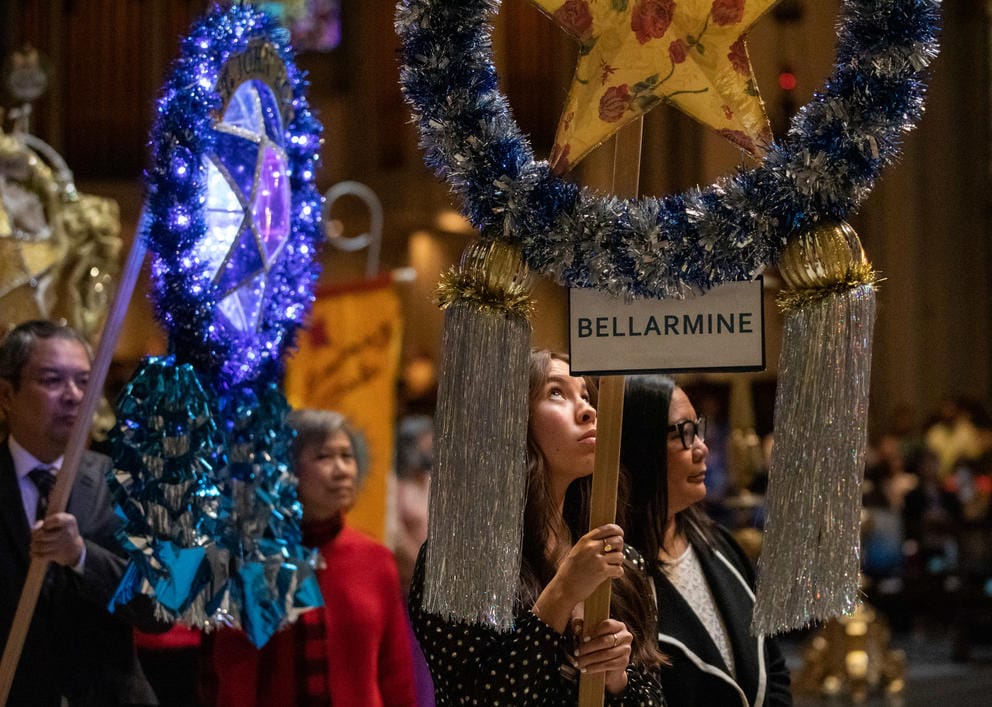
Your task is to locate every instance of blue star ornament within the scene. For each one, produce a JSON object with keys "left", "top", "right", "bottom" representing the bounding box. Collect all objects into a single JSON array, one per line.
[
  {"left": 144, "top": 3, "right": 323, "bottom": 387},
  {"left": 199, "top": 81, "right": 292, "bottom": 333}
]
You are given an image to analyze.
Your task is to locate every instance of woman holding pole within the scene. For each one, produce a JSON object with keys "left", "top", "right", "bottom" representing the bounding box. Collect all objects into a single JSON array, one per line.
[
  {"left": 620, "top": 375, "right": 792, "bottom": 707},
  {"left": 408, "top": 349, "right": 665, "bottom": 704}
]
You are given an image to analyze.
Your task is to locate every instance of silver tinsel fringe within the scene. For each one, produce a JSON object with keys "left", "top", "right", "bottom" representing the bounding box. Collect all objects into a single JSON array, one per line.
[
  {"left": 752, "top": 284, "right": 876, "bottom": 635},
  {"left": 423, "top": 302, "right": 531, "bottom": 630}
]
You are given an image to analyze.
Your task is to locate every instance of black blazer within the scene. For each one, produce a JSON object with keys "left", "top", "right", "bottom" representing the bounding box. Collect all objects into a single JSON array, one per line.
[
  {"left": 0, "top": 438, "right": 160, "bottom": 706},
  {"left": 651, "top": 524, "right": 792, "bottom": 707}
]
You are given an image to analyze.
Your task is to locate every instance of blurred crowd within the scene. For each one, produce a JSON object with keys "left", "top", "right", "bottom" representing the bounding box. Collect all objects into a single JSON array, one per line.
[
  {"left": 858, "top": 395, "right": 992, "bottom": 659},
  {"left": 701, "top": 392, "right": 992, "bottom": 662}
]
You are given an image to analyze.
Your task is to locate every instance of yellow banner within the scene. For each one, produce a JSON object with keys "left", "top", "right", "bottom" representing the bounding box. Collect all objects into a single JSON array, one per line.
[{"left": 284, "top": 275, "right": 403, "bottom": 541}]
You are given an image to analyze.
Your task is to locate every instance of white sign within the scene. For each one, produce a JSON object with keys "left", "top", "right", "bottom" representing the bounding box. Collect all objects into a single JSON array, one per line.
[{"left": 568, "top": 280, "right": 765, "bottom": 375}]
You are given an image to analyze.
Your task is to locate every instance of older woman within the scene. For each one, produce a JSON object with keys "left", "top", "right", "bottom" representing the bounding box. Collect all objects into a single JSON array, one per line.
[
  {"left": 620, "top": 375, "right": 792, "bottom": 707},
  {"left": 408, "top": 350, "right": 665, "bottom": 705},
  {"left": 203, "top": 409, "right": 417, "bottom": 707}
]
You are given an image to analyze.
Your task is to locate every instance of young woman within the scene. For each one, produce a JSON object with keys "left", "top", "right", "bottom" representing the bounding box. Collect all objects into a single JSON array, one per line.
[
  {"left": 408, "top": 350, "right": 665, "bottom": 705},
  {"left": 620, "top": 375, "right": 792, "bottom": 707},
  {"left": 203, "top": 409, "right": 417, "bottom": 706}
]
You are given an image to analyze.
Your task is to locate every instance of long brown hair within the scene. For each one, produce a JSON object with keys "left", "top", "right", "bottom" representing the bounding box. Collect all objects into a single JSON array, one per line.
[{"left": 520, "top": 350, "right": 664, "bottom": 670}]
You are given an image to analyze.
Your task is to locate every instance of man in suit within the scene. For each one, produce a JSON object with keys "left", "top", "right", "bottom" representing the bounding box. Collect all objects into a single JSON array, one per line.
[{"left": 0, "top": 320, "right": 161, "bottom": 706}]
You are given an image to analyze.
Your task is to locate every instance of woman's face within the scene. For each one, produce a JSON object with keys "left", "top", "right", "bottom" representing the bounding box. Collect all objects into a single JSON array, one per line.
[
  {"left": 530, "top": 358, "right": 597, "bottom": 493},
  {"left": 666, "top": 387, "right": 709, "bottom": 516},
  {"left": 296, "top": 429, "right": 359, "bottom": 520}
]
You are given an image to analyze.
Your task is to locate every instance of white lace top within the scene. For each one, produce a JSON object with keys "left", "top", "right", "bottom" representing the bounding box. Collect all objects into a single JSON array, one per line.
[{"left": 663, "top": 543, "right": 736, "bottom": 677}]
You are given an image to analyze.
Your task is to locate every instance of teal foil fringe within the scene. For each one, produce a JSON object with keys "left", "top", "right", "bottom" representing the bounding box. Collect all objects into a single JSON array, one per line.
[{"left": 107, "top": 356, "right": 322, "bottom": 647}]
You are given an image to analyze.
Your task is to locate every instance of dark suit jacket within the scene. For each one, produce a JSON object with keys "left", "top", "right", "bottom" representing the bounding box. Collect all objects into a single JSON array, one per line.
[
  {"left": 652, "top": 524, "right": 792, "bottom": 707},
  {"left": 0, "top": 439, "right": 160, "bottom": 706}
]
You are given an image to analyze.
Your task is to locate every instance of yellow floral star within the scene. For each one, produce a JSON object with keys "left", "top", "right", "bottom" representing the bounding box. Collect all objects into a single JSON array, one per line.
[{"left": 530, "top": 0, "right": 779, "bottom": 174}]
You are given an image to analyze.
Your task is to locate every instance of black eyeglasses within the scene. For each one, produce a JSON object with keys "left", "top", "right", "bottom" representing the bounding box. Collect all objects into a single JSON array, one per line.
[{"left": 667, "top": 417, "right": 706, "bottom": 450}]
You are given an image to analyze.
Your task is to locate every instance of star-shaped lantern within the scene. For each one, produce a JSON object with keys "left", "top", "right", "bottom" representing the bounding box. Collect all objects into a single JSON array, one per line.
[
  {"left": 531, "top": 0, "right": 779, "bottom": 174},
  {"left": 197, "top": 80, "right": 291, "bottom": 333}
]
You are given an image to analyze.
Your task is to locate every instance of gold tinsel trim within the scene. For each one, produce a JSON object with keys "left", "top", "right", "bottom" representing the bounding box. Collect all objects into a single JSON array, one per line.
[
  {"left": 776, "top": 264, "right": 881, "bottom": 312},
  {"left": 435, "top": 267, "right": 535, "bottom": 318}
]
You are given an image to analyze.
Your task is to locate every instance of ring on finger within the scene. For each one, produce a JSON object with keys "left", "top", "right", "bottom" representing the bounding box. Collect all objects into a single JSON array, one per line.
[
  {"left": 612, "top": 633, "right": 619, "bottom": 648},
  {"left": 603, "top": 540, "right": 613, "bottom": 553}
]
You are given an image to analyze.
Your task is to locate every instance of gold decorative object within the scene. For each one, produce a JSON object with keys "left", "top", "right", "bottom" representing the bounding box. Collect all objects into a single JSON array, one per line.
[
  {"left": 0, "top": 123, "right": 121, "bottom": 340},
  {"left": 436, "top": 239, "right": 535, "bottom": 316},
  {"left": 776, "top": 221, "right": 877, "bottom": 310},
  {"left": 0, "top": 104, "right": 122, "bottom": 439},
  {"left": 794, "top": 602, "right": 906, "bottom": 703},
  {"left": 0, "top": 126, "right": 65, "bottom": 330},
  {"left": 54, "top": 194, "right": 122, "bottom": 342}
]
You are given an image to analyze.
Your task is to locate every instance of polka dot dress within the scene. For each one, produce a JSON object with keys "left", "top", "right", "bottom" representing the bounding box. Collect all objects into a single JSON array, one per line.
[{"left": 408, "top": 546, "right": 665, "bottom": 705}]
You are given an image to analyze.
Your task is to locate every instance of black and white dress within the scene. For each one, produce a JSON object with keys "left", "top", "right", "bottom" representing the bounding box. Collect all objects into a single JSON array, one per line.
[{"left": 409, "top": 545, "right": 665, "bottom": 706}]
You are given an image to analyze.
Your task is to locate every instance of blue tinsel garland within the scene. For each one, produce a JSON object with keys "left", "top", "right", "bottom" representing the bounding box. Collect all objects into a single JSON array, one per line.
[
  {"left": 395, "top": 0, "right": 940, "bottom": 298},
  {"left": 146, "top": 2, "right": 323, "bottom": 387}
]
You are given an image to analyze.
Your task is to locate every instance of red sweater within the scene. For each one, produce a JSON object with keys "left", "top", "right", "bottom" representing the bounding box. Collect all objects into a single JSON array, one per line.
[{"left": 205, "top": 524, "right": 418, "bottom": 706}]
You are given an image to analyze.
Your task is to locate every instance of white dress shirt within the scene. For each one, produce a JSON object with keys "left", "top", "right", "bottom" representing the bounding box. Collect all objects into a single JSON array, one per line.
[{"left": 8, "top": 435, "right": 86, "bottom": 571}]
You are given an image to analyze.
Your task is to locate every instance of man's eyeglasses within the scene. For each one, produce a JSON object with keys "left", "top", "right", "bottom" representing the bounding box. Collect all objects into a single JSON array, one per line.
[
  {"left": 25, "top": 373, "right": 90, "bottom": 393},
  {"left": 667, "top": 417, "right": 706, "bottom": 450}
]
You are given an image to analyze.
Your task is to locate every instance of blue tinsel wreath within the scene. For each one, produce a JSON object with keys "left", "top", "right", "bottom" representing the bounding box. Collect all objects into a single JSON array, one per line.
[
  {"left": 395, "top": 0, "right": 940, "bottom": 299},
  {"left": 145, "top": 3, "right": 323, "bottom": 387}
]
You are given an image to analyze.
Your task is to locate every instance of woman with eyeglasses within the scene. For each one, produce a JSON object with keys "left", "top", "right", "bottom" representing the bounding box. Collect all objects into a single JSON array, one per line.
[{"left": 620, "top": 375, "right": 792, "bottom": 707}]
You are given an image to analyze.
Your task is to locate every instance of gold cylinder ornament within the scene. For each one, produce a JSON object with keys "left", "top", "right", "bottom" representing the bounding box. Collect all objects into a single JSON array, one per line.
[
  {"left": 776, "top": 221, "right": 877, "bottom": 310},
  {"left": 435, "top": 239, "right": 535, "bottom": 317}
]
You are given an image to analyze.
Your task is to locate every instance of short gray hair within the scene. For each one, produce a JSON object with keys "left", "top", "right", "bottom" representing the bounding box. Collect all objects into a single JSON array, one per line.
[{"left": 286, "top": 408, "right": 370, "bottom": 484}]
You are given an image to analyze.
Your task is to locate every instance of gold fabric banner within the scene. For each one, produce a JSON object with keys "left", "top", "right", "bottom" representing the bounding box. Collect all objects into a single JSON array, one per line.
[{"left": 284, "top": 275, "right": 403, "bottom": 541}]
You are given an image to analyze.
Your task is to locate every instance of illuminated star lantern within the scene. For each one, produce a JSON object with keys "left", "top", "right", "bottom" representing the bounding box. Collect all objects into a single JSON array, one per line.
[
  {"left": 144, "top": 12, "right": 323, "bottom": 386},
  {"left": 531, "top": 0, "right": 779, "bottom": 173},
  {"left": 115, "top": 4, "right": 325, "bottom": 648},
  {"left": 198, "top": 81, "right": 291, "bottom": 333}
]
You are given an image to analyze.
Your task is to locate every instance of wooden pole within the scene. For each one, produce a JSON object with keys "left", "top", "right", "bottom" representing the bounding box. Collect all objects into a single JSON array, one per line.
[
  {"left": 577, "top": 375, "right": 626, "bottom": 705},
  {"left": 578, "top": 117, "right": 643, "bottom": 707},
  {"left": 0, "top": 212, "right": 147, "bottom": 705}
]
